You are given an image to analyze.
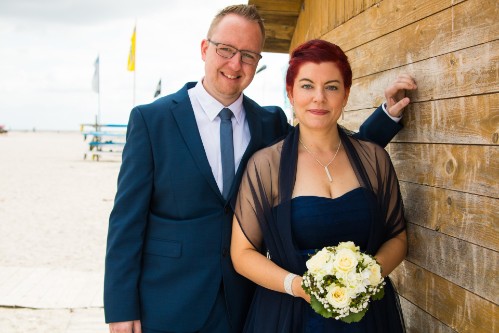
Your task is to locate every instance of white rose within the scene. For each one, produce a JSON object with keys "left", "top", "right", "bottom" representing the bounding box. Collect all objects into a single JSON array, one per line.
[
  {"left": 306, "top": 248, "right": 332, "bottom": 275},
  {"left": 368, "top": 263, "right": 382, "bottom": 286},
  {"left": 326, "top": 284, "right": 351, "bottom": 309},
  {"left": 336, "top": 241, "right": 358, "bottom": 252},
  {"left": 332, "top": 248, "right": 358, "bottom": 274}
]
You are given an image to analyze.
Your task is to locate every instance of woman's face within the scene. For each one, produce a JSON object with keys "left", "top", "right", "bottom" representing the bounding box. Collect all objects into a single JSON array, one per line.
[{"left": 288, "top": 61, "right": 349, "bottom": 130}]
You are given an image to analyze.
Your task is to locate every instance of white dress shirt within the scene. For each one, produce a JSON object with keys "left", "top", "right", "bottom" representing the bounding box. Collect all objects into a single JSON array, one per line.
[{"left": 188, "top": 80, "right": 251, "bottom": 194}]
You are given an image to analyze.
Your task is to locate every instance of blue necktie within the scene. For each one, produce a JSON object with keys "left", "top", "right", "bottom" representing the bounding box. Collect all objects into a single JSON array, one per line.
[{"left": 219, "top": 108, "right": 234, "bottom": 199}]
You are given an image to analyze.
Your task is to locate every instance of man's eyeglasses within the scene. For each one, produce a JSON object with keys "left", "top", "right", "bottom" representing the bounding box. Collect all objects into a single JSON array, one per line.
[{"left": 207, "top": 39, "right": 262, "bottom": 65}]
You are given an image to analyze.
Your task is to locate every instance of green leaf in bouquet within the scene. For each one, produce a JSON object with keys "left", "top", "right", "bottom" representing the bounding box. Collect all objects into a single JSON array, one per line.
[
  {"left": 340, "top": 307, "right": 368, "bottom": 323},
  {"left": 372, "top": 286, "right": 385, "bottom": 301},
  {"left": 310, "top": 295, "right": 334, "bottom": 319}
]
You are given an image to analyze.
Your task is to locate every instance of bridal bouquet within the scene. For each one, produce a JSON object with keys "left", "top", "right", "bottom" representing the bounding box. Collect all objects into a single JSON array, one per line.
[{"left": 302, "top": 241, "right": 385, "bottom": 323}]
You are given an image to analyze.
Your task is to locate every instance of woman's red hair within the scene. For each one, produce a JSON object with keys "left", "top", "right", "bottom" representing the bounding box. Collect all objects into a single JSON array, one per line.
[{"left": 286, "top": 39, "right": 352, "bottom": 92}]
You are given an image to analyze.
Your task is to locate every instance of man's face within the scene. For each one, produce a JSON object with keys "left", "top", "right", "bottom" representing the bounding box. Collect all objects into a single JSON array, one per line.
[{"left": 201, "top": 14, "right": 263, "bottom": 106}]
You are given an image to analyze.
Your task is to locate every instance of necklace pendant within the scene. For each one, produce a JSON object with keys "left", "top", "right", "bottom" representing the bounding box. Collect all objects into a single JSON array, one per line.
[{"left": 324, "top": 166, "right": 333, "bottom": 182}]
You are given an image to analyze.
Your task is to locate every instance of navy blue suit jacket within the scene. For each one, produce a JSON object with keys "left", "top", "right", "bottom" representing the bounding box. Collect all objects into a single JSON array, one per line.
[{"left": 104, "top": 82, "right": 401, "bottom": 332}]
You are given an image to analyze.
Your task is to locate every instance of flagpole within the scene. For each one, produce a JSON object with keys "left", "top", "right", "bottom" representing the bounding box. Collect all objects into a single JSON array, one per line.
[
  {"left": 133, "top": 20, "right": 137, "bottom": 106},
  {"left": 92, "top": 55, "right": 101, "bottom": 127},
  {"left": 97, "top": 54, "right": 101, "bottom": 124},
  {"left": 128, "top": 22, "right": 137, "bottom": 107},
  {"left": 98, "top": 84, "right": 101, "bottom": 125},
  {"left": 133, "top": 67, "right": 136, "bottom": 106}
]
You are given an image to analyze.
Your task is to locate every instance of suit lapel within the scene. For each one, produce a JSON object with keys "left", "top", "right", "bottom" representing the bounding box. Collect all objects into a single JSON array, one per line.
[
  {"left": 171, "top": 86, "right": 222, "bottom": 199},
  {"left": 228, "top": 97, "right": 264, "bottom": 203}
]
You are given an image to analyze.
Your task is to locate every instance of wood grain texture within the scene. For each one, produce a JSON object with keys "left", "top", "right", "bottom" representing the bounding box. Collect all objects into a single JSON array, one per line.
[
  {"left": 249, "top": 0, "right": 303, "bottom": 52},
  {"left": 387, "top": 143, "right": 498, "bottom": 197},
  {"left": 338, "top": 108, "right": 375, "bottom": 131},
  {"left": 308, "top": 0, "right": 467, "bottom": 52},
  {"left": 346, "top": 0, "right": 499, "bottom": 78},
  {"left": 320, "top": 0, "right": 330, "bottom": 36},
  {"left": 341, "top": 94, "right": 499, "bottom": 145},
  {"left": 400, "top": 182, "right": 499, "bottom": 252},
  {"left": 345, "top": 0, "right": 354, "bottom": 21},
  {"left": 396, "top": 94, "right": 499, "bottom": 145},
  {"left": 336, "top": 0, "right": 345, "bottom": 27},
  {"left": 347, "top": 0, "right": 499, "bottom": 77},
  {"left": 348, "top": 40, "right": 499, "bottom": 110},
  {"left": 391, "top": 261, "right": 498, "bottom": 332},
  {"left": 405, "top": 223, "right": 498, "bottom": 303},
  {"left": 399, "top": 297, "right": 456, "bottom": 333}
]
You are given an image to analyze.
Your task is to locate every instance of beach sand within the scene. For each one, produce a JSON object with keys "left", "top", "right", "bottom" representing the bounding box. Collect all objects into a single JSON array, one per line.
[{"left": 0, "top": 131, "right": 121, "bottom": 332}]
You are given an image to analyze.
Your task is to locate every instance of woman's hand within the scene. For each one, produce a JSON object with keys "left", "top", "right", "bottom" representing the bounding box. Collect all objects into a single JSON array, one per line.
[
  {"left": 384, "top": 74, "right": 417, "bottom": 117},
  {"left": 292, "top": 276, "right": 311, "bottom": 303}
]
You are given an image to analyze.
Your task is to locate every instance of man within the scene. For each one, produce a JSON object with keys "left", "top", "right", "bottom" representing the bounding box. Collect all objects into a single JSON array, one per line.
[{"left": 104, "top": 4, "right": 416, "bottom": 333}]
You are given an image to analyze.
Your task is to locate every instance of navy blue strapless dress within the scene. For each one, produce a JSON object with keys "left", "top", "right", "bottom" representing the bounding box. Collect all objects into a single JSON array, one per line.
[{"left": 291, "top": 187, "right": 377, "bottom": 333}]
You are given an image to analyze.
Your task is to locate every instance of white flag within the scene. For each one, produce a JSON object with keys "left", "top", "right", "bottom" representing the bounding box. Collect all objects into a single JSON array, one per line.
[{"left": 92, "top": 56, "right": 99, "bottom": 93}]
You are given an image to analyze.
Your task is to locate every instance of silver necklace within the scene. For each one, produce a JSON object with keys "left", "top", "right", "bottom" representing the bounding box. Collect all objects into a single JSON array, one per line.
[{"left": 299, "top": 138, "right": 342, "bottom": 183}]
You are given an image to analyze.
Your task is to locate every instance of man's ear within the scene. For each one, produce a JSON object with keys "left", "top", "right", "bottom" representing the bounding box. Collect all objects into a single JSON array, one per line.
[{"left": 201, "top": 39, "right": 209, "bottom": 61}]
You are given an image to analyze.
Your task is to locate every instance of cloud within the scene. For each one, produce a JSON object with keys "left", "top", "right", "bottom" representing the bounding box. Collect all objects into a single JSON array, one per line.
[
  {"left": 0, "top": 0, "right": 289, "bottom": 130},
  {"left": 0, "top": 0, "right": 185, "bottom": 25}
]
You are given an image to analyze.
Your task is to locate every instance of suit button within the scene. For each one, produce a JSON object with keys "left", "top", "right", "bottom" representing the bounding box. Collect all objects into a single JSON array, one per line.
[{"left": 222, "top": 248, "right": 229, "bottom": 257}]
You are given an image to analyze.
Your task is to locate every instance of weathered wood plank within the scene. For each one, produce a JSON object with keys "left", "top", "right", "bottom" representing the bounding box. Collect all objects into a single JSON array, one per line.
[
  {"left": 400, "top": 182, "right": 499, "bottom": 252},
  {"left": 399, "top": 297, "right": 457, "bottom": 333},
  {"left": 348, "top": 40, "right": 499, "bottom": 110},
  {"left": 405, "top": 223, "right": 498, "bottom": 304},
  {"left": 292, "top": 0, "right": 310, "bottom": 47},
  {"left": 336, "top": 0, "right": 345, "bottom": 27},
  {"left": 260, "top": 14, "right": 298, "bottom": 40},
  {"left": 0, "top": 267, "right": 103, "bottom": 309},
  {"left": 341, "top": 94, "right": 499, "bottom": 145},
  {"left": 348, "top": 0, "right": 499, "bottom": 79},
  {"left": 319, "top": 0, "right": 330, "bottom": 36},
  {"left": 353, "top": 0, "right": 365, "bottom": 17},
  {"left": 391, "top": 261, "right": 498, "bottom": 332},
  {"left": 316, "top": 0, "right": 466, "bottom": 52},
  {"left": 326, "top": 0, "right": 337, "bottom": 32},
  {"left": 338, "top": 108, "right": 375, "bottom": 131},
  {"left": 0, "top": 267, "right": 49, "bottom": 304},
  {"left": 249, "top": 0, "right": 303, "bottom": 12},
  {"left": 363, "top": 0, "right": 377, "bottom": 10},
  {"left": 307, "top": 0, "right": 323, "bottom": 40},
  {"left": 64, "top": 308, "right": 108, "bottom": 333},
  {"left": 345, "top": 0, "right": 354, "bottom": 21},
  {"left": 387, "top": 143, "right": 498, "bottom": 197},
  {"left": 398, "top": 94, "right": 499, "bottom": 145}
]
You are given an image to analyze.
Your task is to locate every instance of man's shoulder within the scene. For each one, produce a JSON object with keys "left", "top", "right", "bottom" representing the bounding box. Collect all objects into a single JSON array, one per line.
[{"left": 134, "top": 82, "right": 194, "bottom": 115}]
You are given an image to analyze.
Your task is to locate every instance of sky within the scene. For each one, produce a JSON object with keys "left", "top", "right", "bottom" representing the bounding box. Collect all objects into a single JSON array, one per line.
[{"left": 0, "top": 0, "right": 290, "bottom": 131}]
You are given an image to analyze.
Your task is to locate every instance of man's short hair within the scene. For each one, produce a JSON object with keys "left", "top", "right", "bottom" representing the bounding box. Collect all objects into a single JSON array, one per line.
[{"left": 207, "top": 4, "right": 266, "bottom": 46}]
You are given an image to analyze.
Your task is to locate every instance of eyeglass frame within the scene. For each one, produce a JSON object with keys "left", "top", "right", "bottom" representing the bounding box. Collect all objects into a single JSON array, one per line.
[{"left": 207, "top": 39, "right": 262, "bottom": 65}]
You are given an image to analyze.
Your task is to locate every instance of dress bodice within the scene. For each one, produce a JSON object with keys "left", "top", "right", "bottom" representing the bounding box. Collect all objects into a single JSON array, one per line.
[{"left": 291, "top": 187, "right": 372, "bottom": 252}]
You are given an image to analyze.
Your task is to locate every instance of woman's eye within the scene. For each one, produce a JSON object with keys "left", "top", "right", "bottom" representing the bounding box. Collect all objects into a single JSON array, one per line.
[
  {"left": 301, "top": 84, "right": 313, "bottom": 89},
  {"left": 326, "top": 85, "right": 338, "bottom": 91}
]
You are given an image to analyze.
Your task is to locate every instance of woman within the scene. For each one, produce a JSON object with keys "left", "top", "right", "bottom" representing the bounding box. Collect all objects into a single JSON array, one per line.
[{"left": 231, "top": 39, "right": 410, "bottom": 332}]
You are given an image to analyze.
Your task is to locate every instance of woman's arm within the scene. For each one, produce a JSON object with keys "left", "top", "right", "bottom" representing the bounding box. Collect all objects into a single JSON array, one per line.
[
  {"left": 231, "top": 216, "right": 310, "bottom": 302},
  {"left": 374, "top": 230, "right": 407, "bottom": 277}
]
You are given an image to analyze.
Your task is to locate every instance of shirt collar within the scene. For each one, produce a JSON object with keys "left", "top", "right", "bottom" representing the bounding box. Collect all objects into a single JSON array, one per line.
[{"left": 191, "top": 79, "right": 244, "bottom": 123}]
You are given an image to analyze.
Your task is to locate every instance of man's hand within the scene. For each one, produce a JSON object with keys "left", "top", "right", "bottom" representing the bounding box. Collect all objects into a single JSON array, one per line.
[
  {"left": 384, "top": 74, "right": 417, "bottom": 117},
  {"left": 109, "top": 320, "right": 142, "bottom": 333}
]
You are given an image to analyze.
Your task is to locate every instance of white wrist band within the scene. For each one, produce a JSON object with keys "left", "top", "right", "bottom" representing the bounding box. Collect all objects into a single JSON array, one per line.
[{"left": 284, "top": 273, "right": 297, "bottom": 296}]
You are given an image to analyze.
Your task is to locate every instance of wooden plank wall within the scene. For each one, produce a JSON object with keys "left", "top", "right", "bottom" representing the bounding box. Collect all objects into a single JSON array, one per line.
[{"left": 290, "top": 0, "right": 498, "bottom": 332}]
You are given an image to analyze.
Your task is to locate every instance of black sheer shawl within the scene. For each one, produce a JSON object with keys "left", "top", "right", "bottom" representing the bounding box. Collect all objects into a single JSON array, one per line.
[{"left": 234, "top": 125, "right": 406, "bottom": 333}]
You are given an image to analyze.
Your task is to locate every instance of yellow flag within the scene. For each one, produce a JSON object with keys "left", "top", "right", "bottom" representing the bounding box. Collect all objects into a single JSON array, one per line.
[{"left": 127, "top": 26, "right": 136, "bottom": 71}]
